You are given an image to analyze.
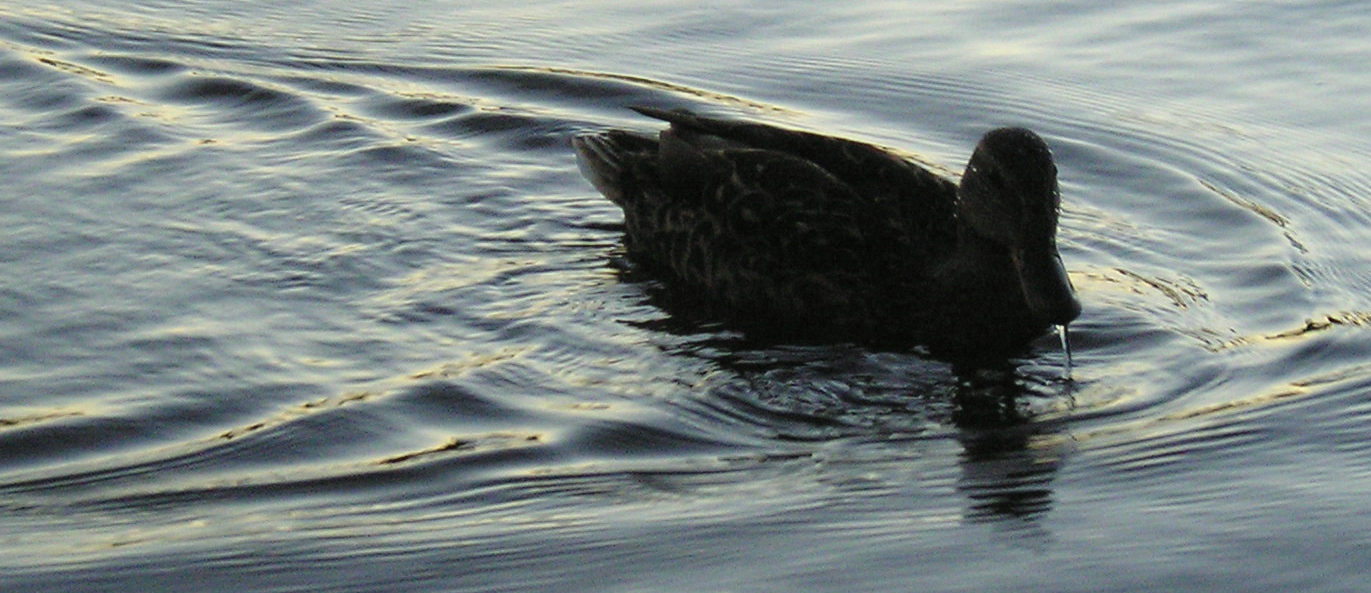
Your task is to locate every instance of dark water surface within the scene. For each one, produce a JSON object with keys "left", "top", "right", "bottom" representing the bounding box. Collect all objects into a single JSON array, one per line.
[{"left": 4, "top": 1, "right": 1371, "bottom": 591}]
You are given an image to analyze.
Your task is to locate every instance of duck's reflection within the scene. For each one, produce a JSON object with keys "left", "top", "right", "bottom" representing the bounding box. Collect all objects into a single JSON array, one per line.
[
  {"left": 630, "top": 274, "right": 1072, "bottom": 528},
  {"left": 950, "top": 362, "right": 1068, "bottom": 526},
  {"left": 659, "top": 328, "right": 1072, "bottom": 528}
]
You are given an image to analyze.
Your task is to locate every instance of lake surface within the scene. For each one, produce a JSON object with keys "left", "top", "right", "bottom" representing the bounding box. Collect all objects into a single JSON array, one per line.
[{"left": 3, "top": 1, "right": 1371, "bottom": 591}]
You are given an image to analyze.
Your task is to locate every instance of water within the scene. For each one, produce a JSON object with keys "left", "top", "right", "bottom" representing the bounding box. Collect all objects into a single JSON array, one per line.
[{"left": 3, "top": 1, "right": 1371, "bottom": 591}]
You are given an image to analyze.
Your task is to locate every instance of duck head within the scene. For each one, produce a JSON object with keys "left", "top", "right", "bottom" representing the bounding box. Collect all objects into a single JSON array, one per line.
[{"left": 956, "top": 128, "right": 1081, "bottom": 327}]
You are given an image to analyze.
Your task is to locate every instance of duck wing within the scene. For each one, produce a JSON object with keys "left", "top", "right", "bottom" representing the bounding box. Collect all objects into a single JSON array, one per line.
[
  {"left": 576, "top": 109, "right": 936, "bottom": 334},
  {"left": 630, "top": 106, "right": 958, "bottom": 228},
  {"left": 657, "top": 120, "right": 882, "bottom": 275}
]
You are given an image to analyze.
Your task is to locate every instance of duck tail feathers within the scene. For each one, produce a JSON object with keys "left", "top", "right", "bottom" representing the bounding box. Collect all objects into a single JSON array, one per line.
[{"left": 572, "top": 131, "right": 655, "bottom": 207}]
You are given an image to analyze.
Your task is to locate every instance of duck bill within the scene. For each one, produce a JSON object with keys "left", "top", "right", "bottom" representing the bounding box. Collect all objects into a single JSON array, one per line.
[{"left": 1012, "top": 244, "right": 1081, "bottom": 326}]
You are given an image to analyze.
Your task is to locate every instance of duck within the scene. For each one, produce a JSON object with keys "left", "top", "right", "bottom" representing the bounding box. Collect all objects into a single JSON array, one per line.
[{"left": 572, "top": 106, "right": 1080, "bottom": 355}]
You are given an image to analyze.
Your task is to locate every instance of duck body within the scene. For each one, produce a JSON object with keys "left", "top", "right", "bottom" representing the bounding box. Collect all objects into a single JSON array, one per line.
[{"left": 573, "top": 107, "right": 1080, "bottom": 354}]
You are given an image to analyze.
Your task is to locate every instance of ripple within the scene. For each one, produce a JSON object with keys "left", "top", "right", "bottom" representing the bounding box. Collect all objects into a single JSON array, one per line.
[
  {"left": 5, "top": 2, "right": 1371, "bottom": 590},
  {"left": 84, "top": 53, "right": 185, "bottom": 75},
  {"left": 158, "top": 74, "right": 325, "bottom": 130},
  {"left": 361, "top": 92, "right": 477, "bottom": 120}
]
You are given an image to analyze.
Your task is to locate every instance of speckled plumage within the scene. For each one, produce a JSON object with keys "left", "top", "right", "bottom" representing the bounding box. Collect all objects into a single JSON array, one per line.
[{"left": 573, "top": 107, "right": 1080, "bottom": 354}]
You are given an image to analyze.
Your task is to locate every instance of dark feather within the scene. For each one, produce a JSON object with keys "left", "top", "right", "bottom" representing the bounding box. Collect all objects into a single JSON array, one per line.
[{"left": 572, "top": 107, "right": 1079, "bottom": 354}]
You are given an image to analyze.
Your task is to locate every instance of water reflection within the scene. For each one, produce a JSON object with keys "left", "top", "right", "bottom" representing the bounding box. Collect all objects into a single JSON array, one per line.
[
  {"left": 629, "top": 270, "right": 1072, "bottom": 527},
  {"left": 950, "top": 363, "right": 1066, "bottom": 525}
]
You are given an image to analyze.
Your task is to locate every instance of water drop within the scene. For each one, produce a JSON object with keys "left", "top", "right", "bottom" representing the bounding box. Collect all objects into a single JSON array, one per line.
[{"left": 1058, "top": 324, "right": 1073, "bottom": 381}]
